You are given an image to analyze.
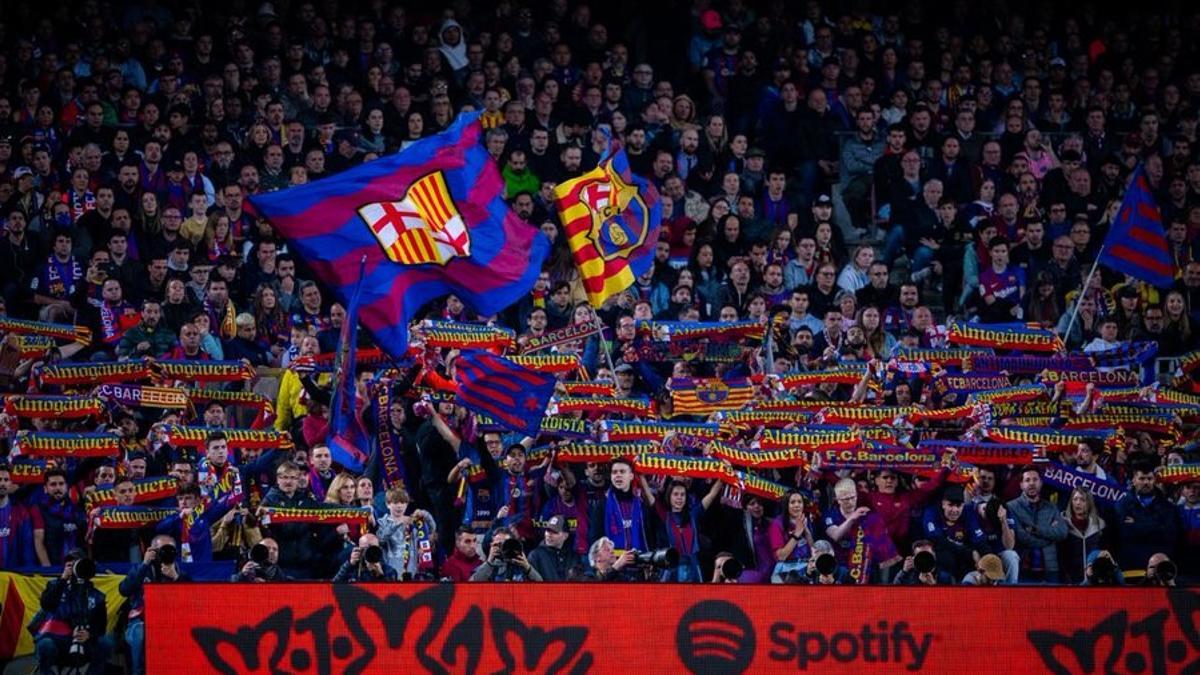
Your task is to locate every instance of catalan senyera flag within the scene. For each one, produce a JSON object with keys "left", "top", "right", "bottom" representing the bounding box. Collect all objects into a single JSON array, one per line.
[
  {"left": 670, "top": 376, "right": 755, "bottom": 415},
  {"left": 249, "top": 112, "right": 550, "bottom": 358},
  {"left": 554, "top": 142, "right": 662, "bottom": 307}
]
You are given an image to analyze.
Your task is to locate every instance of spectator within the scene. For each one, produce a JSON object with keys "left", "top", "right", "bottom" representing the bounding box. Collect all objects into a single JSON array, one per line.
[
  {"left": 1006, "top": 467, "right": 1069, "bottom": 583},
  {"left": 1114, "top": 464, "right": 1181, "bottom": 572}
]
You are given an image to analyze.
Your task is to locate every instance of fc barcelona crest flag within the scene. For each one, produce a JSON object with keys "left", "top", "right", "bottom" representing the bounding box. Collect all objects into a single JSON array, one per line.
[
  {"left": 249, "top": 112, "right": 550, "bottom": 358},
  {"left": 554, "top": 140, "right": 662, "bottom": 307},
  {"left": 670, "top": 377, "right": 755, "bottom": 415}
]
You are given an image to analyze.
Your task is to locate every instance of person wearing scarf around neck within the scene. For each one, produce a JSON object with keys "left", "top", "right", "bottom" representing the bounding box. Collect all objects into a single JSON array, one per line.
[
  {"left": 649, "top": 477, "right": 724, "bottom": 582},
  {"left": 588, "top": 457, "right": 652, "bottom": 552}
]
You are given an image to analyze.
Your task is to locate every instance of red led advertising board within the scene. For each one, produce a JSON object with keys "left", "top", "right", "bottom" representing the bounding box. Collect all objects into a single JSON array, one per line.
[{"left": 146, "top": 584, "right": 1200, "bottom": 673}]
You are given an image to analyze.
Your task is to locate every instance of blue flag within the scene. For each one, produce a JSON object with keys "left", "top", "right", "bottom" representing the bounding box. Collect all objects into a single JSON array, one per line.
[
  {"left": 327, "top": 257, "right": 369, "bottom": 472},
  {"left": 1098, "top": 165, "right": 1175, "bottom": 287},
  {"left": 454, "top": 350, "right": 555, "bottom": 437},
  {"left": 248, "top": 112, "right": 550, "bottom": 360}
]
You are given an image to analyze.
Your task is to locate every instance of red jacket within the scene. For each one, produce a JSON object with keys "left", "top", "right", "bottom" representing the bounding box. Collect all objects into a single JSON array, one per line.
[
  {"left": 857, "top": 469, "right": 946, "bottom": 548},
  {"left": 441, "top": 550, "right": 482, "bottom": 582}
]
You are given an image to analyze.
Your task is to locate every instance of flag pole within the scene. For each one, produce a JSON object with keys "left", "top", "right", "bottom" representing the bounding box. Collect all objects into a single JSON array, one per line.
[
  {"left": 593, "top": 311, "right": 619, "bottom": 377},
  {"left": 1063, "top": 246, "right": 1103, "bottom": 346}
]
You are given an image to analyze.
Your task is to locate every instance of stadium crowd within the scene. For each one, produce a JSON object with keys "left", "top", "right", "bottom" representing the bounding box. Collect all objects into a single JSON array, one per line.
[{"left": 1, "top": 0, "right": 1200, "bottom": 670}]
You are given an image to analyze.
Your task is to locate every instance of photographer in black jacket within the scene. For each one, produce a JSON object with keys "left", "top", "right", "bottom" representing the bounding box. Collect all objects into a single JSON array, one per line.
[
  {"left": 119, "top": 534, "right": 191, "bottom": 675},
  {"left": 30, "top": 548, "right": 110, "bottom": 675}
]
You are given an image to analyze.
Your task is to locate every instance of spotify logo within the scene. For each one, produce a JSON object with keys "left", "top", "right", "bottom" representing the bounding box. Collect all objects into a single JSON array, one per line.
[{"left": 676, "top": 600, "right": 756, "bottom": 674}]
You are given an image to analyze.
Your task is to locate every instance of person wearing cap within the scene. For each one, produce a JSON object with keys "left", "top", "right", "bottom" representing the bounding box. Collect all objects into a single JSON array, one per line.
[
  {"left": 528, "top": 514, "right": 581, "bottom": 581},
  {"left": 920, "top": 484, "right": 989, "bottom": 580},
  {"left": 31, "top": 548, "right": 111, "bottom": 675},
  {"left": 962, "top": 553, "right": 1009, "bottom": 585}
]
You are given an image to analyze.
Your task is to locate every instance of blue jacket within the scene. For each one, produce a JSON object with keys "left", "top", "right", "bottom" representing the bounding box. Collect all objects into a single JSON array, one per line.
[{"left": 1114, "top": 491, "right": 1179, "bottom": 571}]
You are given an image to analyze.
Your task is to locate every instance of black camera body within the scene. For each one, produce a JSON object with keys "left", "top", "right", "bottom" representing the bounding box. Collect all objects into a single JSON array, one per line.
[
  {"left": 250, "top": 543, "right": 270, "bottom": 564},
  {"left": 363, "top": 544, "right": 384, "bottom": 565},
  {"left": 1090, "top": 554, "right": 1118, "bottom": 586},
  {"left": 814, "top": 553, "right": 838, "bottom": 576},
  {"left": 500, "top": 538, "right": 523, "bottom": 561},
  {"left": 72, "top": 557, "right": 96, "bottom": 582},
  {"left": 913, "top": 550, "right": 938, "bottom": 575},
  {"left": 156, "top": 544, "right": 178, "bottom": 567}
]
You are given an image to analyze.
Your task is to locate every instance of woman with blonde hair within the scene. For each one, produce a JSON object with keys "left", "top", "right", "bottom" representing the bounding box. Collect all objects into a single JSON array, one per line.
[{"left": 1059, "top": 487, "right": 1107, "bottom": 584}]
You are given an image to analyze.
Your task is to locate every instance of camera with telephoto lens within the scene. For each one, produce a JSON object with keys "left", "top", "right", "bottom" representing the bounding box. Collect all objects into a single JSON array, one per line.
[
  {"left": 1090, "top": 553, "right": 1118, "bottom": 586},
  {"left": 719, "top": 557, "right": 744, "bottom": 580},
  {"left": 500, "top": 537, "right": 523, "bottom": 561},
  {"left": 633, "top": 547, "right": 680, "bottom": 568},
  {"left": 156, "top": 544, "right": 177, "bottom": 566},
  {"left": 1155, "top": 559, "right": 1178, "bottom": 584},
  {"left": 814, "top": 553, "right": 838, "bottom": 577},
  {"left": 71, "top": 557, "right": 96, "bottom": 581},
  {"left": 914, "top": 550, "right": 938, "bottom": 575},
  {"left": 363, "top": 545, "right": 384, "bottom": 565},
  {"left": 250, "top": 543, "right": 270, "bottom": 565}
]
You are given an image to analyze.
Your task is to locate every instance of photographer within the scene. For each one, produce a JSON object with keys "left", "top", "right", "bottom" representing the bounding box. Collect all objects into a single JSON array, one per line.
[
  {"left": 801, "top": 541, "right": 852, "bottom": 585},
  {"left": 471, "top": 526, "right": 543, "bottom": 581},
  {"left": 1143, "top": 553, "right": 1179, "bottom": 587},
  {"left": 893, "top": 540, "right": 956, "bottom": 585},
  {"left": 332, "top": 533, "right": 399, "bottom": 582},
  {"left": 233, "top": 538, "right": 292, "bottom": 582},
  {"left": 119, "top": 535, "right": 191, "bottom": 675},
  {"left": 712, "top": 551, "right": 744, "bottom": 583},
  {"left": 1082, "top": 549, "right": 1125, "bottom": 586},
  {"left": 585, "top": 536, "right": 639, "bottom": 582},
  {"left": 31, "top": 549, "right": 110, "bottom": 675}
]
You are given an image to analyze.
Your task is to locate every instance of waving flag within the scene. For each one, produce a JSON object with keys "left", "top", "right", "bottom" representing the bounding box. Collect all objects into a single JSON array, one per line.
[
  {"left": 1098, "top": 165, "right": 1174, "bottom": 287},
  {"left": 249, "top": 112, "right": 550, "bottom": 358},
  {"left": 454, "top": 350, "right": 555, "bottom": 436},
  {"left": 326, "top": 258, "right": 369, "bottom": 472},
  {"left": 554, "top": 141, "right": 662, "bottom": 307}
]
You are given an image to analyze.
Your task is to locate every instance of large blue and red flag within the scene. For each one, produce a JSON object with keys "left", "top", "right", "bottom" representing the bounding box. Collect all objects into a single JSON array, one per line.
[
  {"left": 454, "top": 350, "right": 555, "bottom": 437},
  {"left": 1098, "top": 165, "right": 1175, "bottom": 287},
  {"left": 249, "top": 112, "right": 550, "bottom": 357},
  {"left": 326, "top": 257, "right": 369, "bottom": 472}
]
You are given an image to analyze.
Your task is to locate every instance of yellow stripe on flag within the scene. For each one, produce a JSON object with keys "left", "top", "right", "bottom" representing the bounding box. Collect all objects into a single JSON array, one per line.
[{"left": 0, "top": 572, "right": 126, "bottom": 660}]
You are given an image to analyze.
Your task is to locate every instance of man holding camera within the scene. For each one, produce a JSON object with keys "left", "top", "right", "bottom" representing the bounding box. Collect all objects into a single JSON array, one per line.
[
  {"left": 1144, "top": 553, "right": 1179, "bottom": 587},
  {"left": 31, "top": 549, "right": 110, "bottom": 675},
  {"left": 893, "top": 540, "right": 957, "bottom": 585},
  {"left": 471, "top": 526, "right": 543, "bottom": 581},
  {"left": 119, "top": 535, "right": 190, "bottom": 675},
  {"left": 801, "top": 540, "right": 852, "bottom": 585},
  {"left": 234, "top": 538, "right": 292, "bottom": 582},
  {"left": 585, "top": 536, "right": 639, "bottom": 581},
  {"left": 333, "top": 533, "right": 399, "bottom": 582}
]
